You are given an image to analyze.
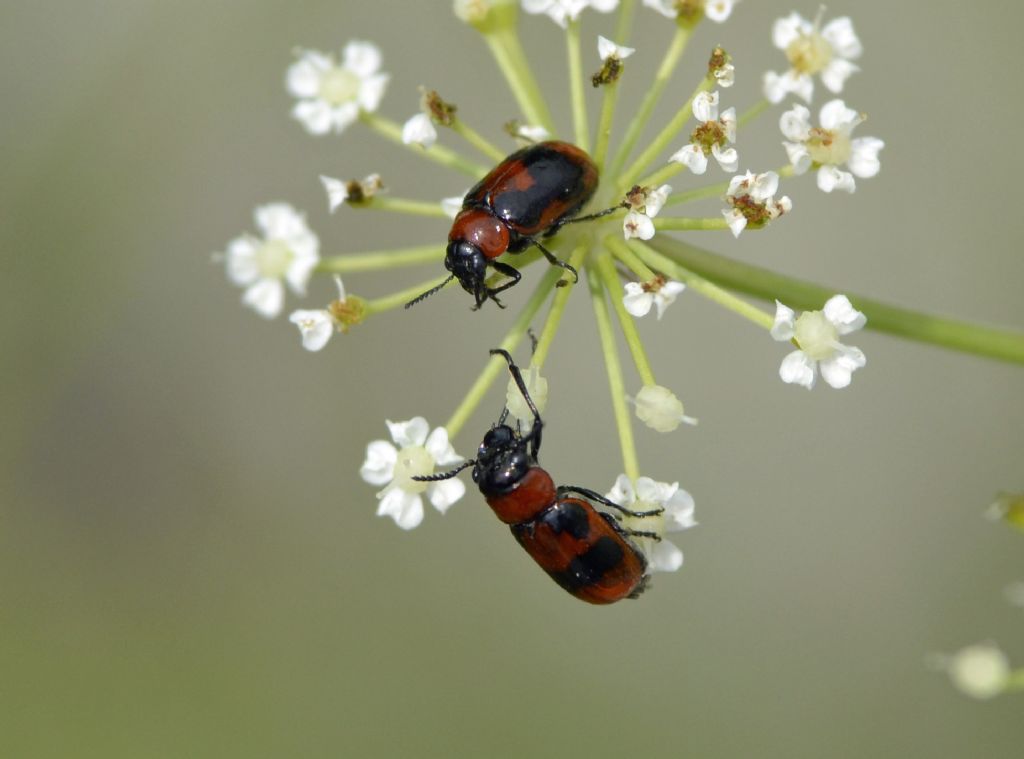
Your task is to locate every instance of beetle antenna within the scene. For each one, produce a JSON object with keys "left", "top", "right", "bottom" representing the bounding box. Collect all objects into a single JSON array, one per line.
[
  {"left": 413, "top": 459, "right": 475, "bottom": 482},
  {"left": 405, "top": 275, "right": 455, "bottom": 309}
]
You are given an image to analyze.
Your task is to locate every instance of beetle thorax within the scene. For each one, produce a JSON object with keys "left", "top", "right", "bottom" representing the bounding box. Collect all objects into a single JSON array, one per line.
[{"left": 449, "top": 209, "right": 510, "bottom": 260}]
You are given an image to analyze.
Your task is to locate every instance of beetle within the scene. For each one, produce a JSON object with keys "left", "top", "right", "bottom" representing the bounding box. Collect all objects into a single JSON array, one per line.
[
  {"left": 406, "top": 141, "right": 623, "bottom": 310},
  {"left": 417, "top": 349, "right": 661, "bottom": 604}
]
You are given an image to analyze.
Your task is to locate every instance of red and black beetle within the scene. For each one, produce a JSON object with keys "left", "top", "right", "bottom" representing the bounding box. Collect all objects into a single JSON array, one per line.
[
  {"left": 417, "top": 349, "right": 661, "bottom": 604},
  {"left": 407, "top": 140, "right": 622, "bottom": 310}
]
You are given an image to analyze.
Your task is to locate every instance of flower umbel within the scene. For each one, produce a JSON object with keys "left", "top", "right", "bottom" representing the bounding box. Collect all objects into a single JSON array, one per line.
[
  {"left": 215, "top": 3, "right": 1024, "bottom": 607},
  {"left": 361, "top": 417, "right": 465, "bottom": 530}
]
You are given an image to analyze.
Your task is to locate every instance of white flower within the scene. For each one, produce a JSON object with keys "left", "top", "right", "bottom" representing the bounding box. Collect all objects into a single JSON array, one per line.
[
  {"left": 771, "top": 295, "right": 867, "bottom": 389},
  {"left": 931, "top": 643, "right": 1011, "bottom": 700},
  {"left": 629, "top": 384, "right": 697, "bottom": 432},
  {"left": 318, "top": 174, "right": 383, "bottom": 213},
  {"left": 288, "top": 276, "right": 348, "bottom": 352},
  {"left": 454, "top": 0, "right": 490, "bottom": 24},
  {"left": 360, "top": 417, "right": 466, "bottom": 530},
  {"left": 505, "top": 365, "right": 548, "bottom": 429},
  {"left": 223, "top": 204, "right": 319, "bottom": 319},
  {"left": 512, "top": 124, "right": 551, "bottom": 143},
  {"left": 598, "top": 35, "right": 635, "bottom": 62},
  {"left": 780, "top": 100, "right": 884, "bottom": 193},
  {"left": 605, "top": 475, "right": 697, "bottom": 573},
  {"left": 401, "top": 113, "right": 437, "bottom": 148},
  {"left": 669, "top": 91, "right": 738, "bottom": 175},
  {"left": 441, "top": 192, "right": 467, "bottom": 219},
  {"left": 623, "top": 279, "right": 686, "bottom": 320},
  {"left": 522, "top": 0, "right": 619, "bottom": 28},
  {"left": 643, "top": 0, "right": 736, "bottom": 22},
  {"left": 763, "top": 12, "right": 861, "bottom": 104},
  {"left": 287, "top": 42, "right": 389, "bottom": 135},
  {"left": 623, "top": 184, "right": 672, "bottom": 240},
  {"left": 721, "top": 171, "right": 792, "bottom": 237},
  {"left": 713, "top": 62, "right": 735, "bottom": 88}
]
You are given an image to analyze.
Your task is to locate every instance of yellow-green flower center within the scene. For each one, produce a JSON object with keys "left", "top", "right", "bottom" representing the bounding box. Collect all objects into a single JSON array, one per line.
[
  {"left": 794, "top": 311, "right": 838, "bottom": 360},
  {"left": 391, "top": 445, "right": 434, "bottom": 494},
  {"left": 255, "top": 239, "right": 293, "bottom": 278},
  {"left": 807, "top": 127, "right": 852, "bottom": 166},
  {"left": 318, "top": 68, "right": 360, "bottom": 106},
  {"left": 785, "top": 31, "right": 832, "bottom": 75}
]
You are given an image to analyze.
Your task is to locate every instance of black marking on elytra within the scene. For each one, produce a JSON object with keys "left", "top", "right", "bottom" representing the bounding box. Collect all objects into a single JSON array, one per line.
[
  {"left": 551, "top": 536, "right": 625, "bottom": 592},
  {"left": 538, "top": 501, "right": 590, "bottom": 540}
]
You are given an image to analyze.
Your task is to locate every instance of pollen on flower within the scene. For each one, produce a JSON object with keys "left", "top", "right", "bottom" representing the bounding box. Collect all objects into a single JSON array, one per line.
[
  {"left": 763, "top": 11, "right": 862, "bottom": 103},
  {"left": 670, "top": 90, "right": 738, "bottom": 174},
  {"left": 320, "top": 173, "right": 384, "bottom": 213},
  {"left": 623, "top": 276, "right": 686, "bottom": 320},
  {"left": 708, "top": 46, "right": 735, "bottom": 88},
  {"left": 722, "top": 171, "right": 791, "bottom": 237},
  {"left": 781, "top": 100, "right": 883, "bottom": 193},
  {"left": 593, "top": 35, "right": 636, "bottom": 86}
]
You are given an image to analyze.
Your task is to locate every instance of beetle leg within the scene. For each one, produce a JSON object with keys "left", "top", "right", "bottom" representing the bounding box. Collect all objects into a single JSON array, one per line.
[
  {"left": 545, "top": 200, "right": 630, "bottom": 237},
  {"left": 597, "top": 511, "right": 663, "bottom": 542},
  {"left": 530, "top": 239, "right": 579, "bottom": 285},
  {"left": 557, "top": 485, "right": 664, "bottom": 518}
]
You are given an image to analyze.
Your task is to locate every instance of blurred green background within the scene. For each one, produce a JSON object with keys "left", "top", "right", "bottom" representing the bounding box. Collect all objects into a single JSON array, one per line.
[{"left": 3, "top": 1, "right": 1022, "bottom": 756}]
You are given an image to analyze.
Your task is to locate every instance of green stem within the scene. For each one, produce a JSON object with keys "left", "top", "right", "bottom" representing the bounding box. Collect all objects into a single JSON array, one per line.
[
  {"left": 316, "top": 245, "right": 442, "bottom": 273},
  {"left": 593, "top": 80, "right": 620, "bottom": 172},
  {"left": 614, "top": 0, "right": 637, "bottom": 43},
  {"left": 566, "top": 19, "right": 589, "bottom": 152},
  {"left": 655, "top": 217, "right": 729, "bottom": 231},
  {"left": 1005, "top": 668, "right": 1024, "bottom": 692},
  {"left": 633, "top": 241, "right": 774, "bottom": 330},
  {"left": 607, "top": 24, "right": 693, "bottom": 180},
  {"left": 618, "top": 77, "right": 711, "bottom": 191},
  {"left": 738, "top": 98, "right": 771, "bottom": 129},
  {"left": 445, "top": 268, "right": 561, "bottom": 438},
  {"left": 665, "top": 178, "right": 729, "bottom": 207},
  {"left": 450, "top": 118, "right": 507, "bottom": 162},
  {"left": 648, "top": 237, "right": 1024, "bottom": 364},
  {"left": 483, "top": 28, "right": 556, "bottom": 135},
  {"left": 532, "top": 243, "right": 588, "bottom": 370},
  {"left": 360, "top": 113, "right": 487, "bottom": 177},
  {"left": 596, "top": 250, "right": 657, "bottom": 385},
  {"left": 592, "top": 0, "right": 637, "bottom": 169},
  {"left": 360, "top": 197, "right": 449, "bottom": 217},
  {"left": 606, "top": 234, "right": 656, "bottom": 280},
  {"left": 587, "top": 266, "right": 640, "bottom": 482},
  {"left": 638, "top": 161, "right": 685, "bottom": 190}
]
